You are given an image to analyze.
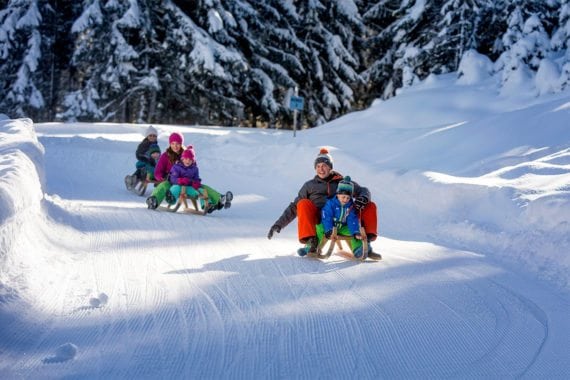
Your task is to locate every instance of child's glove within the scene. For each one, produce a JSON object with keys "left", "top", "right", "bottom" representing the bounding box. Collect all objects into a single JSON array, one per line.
[
  {"left": 191, "top": 180, "right": 201, "bottom": 190},
  {"left": 325, "top": 230, "right": 333, "bottom": 239},
  {"left": 354, "top": 195, "right": 369, "bottom": 210},
  {"left": 178, "top": 178, "right": 191, "bottom": 186}
]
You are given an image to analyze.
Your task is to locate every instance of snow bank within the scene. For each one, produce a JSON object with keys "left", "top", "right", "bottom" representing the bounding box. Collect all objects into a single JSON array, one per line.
[
  {"left": 0, "top": 118, "right": 45, "bottom": 242},
  {"left": 0, "top": 118, "right": 45, "bottom": 302}
]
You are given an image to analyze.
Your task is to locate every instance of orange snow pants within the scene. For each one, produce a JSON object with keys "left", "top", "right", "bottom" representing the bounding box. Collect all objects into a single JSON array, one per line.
[{"left": 297, "top": 198, "right": 378, "bottom": 243}]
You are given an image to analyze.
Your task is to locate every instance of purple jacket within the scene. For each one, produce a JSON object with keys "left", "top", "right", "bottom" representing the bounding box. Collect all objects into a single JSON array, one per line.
[{"left": 169, "top": 161, "right": 201, "bottom": 187}]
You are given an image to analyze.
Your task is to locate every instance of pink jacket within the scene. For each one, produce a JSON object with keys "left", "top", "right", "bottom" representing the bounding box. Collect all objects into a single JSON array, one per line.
[{"left": 154, "top": 152, "right": 176, "bottom": 182}]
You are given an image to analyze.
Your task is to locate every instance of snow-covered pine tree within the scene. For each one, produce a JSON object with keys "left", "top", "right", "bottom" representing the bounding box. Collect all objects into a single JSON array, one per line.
[
  {"left": 495, "top": 0, "right": 557, "bottom": 92},
  {"left": 58, "top": 0, "right": 106, "bottom": 121},
  {"left": 0, "top": 0, "right": 45, "bottom": 118},
  {"left": 60, "top": 0, "right": 162, "bottom": 123},
  {"left": 362, "top": 0, "right": 441, "bottom": 97},
  {"left": 436, "top": 0, "right": 483, "bottom": 72},
  {"left": 156, "top": 0, "right": 246, "bottom": 125},
  {"left": 360, "top": 0, "right": 402, "bottom": 101},
  {"left": 293, "top": 0, "right": 365, "bottom": 126},
  {"left": 220, "top": 0, "right": 301, "bottom": 127},
  {"left": 552, "top": 0, "right": 570, "bottom": 90}
]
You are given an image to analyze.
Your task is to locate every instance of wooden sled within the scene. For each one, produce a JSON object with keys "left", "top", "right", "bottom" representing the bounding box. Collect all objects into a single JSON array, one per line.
[
  {"left": 134, "top": 177, "right": 159, "bottom": 196},
  {"left": 313, "top": 226, "right": 369, "bottom": 261},
  {"left": 159, "top": 186, "right": 210, "bottom": 216}
]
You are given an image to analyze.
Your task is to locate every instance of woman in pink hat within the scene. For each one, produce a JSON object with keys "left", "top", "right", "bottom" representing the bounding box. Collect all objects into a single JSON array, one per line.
[
  {"left": 146, "top": 132, "right": 184, "bottom": 209},
  {"left": 146, "top": 133, "right": 233, "bottom": 212}
]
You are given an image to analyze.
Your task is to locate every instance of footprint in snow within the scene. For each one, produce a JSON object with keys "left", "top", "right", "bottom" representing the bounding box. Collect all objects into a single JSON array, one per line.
[
  {"left": 89, "top": 292, "right": 109, "bottom": 308},
  {"left": 42, "top": 343, "right": 78, "bottom": 363}
]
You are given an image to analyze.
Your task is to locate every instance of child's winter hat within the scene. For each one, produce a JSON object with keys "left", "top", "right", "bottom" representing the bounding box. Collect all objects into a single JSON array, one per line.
[
  {"left": 181, "top": 146, "right": 195, "bottom": 161},
  {"left": 336, "top": 176, "right": 354, "bottom": 196},
  {"left": 314, "top": 148, "right": 333, "bottom": 168},
  {"left": 145, "top": 125, "right": 158, "bottom": 137},
  {"left": 148, "top": 144, "right": 161, "bottom": 155},
  {"left": 169, "top": 132, "right": 183, "bottom": 145}
]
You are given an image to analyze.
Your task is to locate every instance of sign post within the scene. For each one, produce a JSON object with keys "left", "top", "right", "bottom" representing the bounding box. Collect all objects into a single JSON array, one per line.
[{"left": 289, "top": 88, "right": 304, "bottom": 137}]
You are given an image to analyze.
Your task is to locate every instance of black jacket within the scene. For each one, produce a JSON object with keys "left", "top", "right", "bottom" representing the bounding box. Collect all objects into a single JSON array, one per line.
[{"left": 273, "top": 171, "right": 370, "bottom": 229}]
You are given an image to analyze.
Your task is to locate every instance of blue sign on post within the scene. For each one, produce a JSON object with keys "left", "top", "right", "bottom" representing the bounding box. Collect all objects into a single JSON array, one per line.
[{"left": 289, "top": 96, "right": 304, "bottom": 110}]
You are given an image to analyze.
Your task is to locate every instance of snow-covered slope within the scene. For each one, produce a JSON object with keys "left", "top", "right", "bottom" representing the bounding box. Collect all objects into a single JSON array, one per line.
[{"left": 1, "top": 76, "right": 569, "bottom": 378}]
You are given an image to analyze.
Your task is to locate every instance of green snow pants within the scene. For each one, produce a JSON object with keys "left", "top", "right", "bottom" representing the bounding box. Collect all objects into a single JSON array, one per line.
[{"left": 316, "top": 224, "right": 362, "bottom": 252}]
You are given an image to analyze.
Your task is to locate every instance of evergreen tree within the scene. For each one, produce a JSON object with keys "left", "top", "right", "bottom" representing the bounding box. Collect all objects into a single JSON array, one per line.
[
  {"left": 224, "top": 0, "right": 302, "bottom": 127},
  {"left": 0, "top": 0, "right": 45, "bottom": 118},
  {"left": 436, "top": 0, "right": 483, "bottom": 71},
  {"left": 295, "top": 0, "right": 366, "bottom": 126},
  {"left": 60, "top": 0, "right": 164, "bottom": 123},
  {"left": 156, "top": 0, "right": 247, "bottom": 125},
  {"left": 553, "top": 0, "right": 570, "bottom": 89},
  {"left": 362, "top": 0, "right": 441, "bottom": 99},
  {"left": 495, "top": 1, "right": 556, "bottom": 88}
]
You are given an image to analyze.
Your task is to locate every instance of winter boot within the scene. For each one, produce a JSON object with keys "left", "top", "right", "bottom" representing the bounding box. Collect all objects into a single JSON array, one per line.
[
  {"left": 137, "top": 167, "right": 147, "bottom": 181},
  {"left": 125, "top": 175, "right": 134, "bottom": 190},
  {"left": 208, "top": 204, "right": 217, "bottom": 213},
  {"left": 297, "top": 236, "right": 318, "bottom": 257},
  {"left": 308, "top": 236, "right": 318, "bottom": 253},
  {"left": 353, "top": 246, "right": 364, "bottom": 259},
  {"left": 223, "top": 191, "right": 233, "bottom": 209},
  {"left": 366, "top": 241, "right": 382, "bottom": 260},
  {"left": 165, "top": 190, "right": 176, "bottom": 205},
  {"left": 146, "top": 195, "right": 158, "bottom": 209}
]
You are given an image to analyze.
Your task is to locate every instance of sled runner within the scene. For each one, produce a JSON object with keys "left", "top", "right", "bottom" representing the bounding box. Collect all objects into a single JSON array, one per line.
[
  {"left": 158, "top": 186, "right": 210, "bottom": 216},
  {"left": 134, "top": 179, "right": 159, "bottom": 196},
  {"left": 313, "top": 226, "right": 379, "bottom": 261},
  {"left": 125, "top": 174, "right": 158, "bottom": 196}
]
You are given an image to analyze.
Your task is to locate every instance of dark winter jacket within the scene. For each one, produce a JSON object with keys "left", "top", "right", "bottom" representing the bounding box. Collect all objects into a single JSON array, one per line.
[
  {"left": 135, "top": 138, "right": 154, "bottom": 163},
  {"left": 321, "top": 197, "right": 360, "bottom": 236},
  {"left": 272, "top": 171, "right": 371, "bottom": 229},
  {"left": 169, "top": 161, "right": 201, "bottom": 187}
]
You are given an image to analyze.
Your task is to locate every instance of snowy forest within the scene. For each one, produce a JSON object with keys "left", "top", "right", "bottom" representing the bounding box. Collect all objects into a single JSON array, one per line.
[{"left": 1, "top": 0, "right": 570, "bottom": 128}]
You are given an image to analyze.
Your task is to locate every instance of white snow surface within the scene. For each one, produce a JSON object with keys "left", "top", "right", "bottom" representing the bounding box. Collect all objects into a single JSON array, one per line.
[{"left": 1, "top": 75, "right": 570, "bottom": 378}]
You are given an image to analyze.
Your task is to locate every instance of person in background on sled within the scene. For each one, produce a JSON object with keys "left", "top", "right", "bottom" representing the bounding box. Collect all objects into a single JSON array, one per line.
[
  {"left": 307, "top": 176, "right": 365, "bottom": 258},
  {"left": 169, "top": 146, "right": 234, "bottom": 213},
  {"left": 267, "top": 148, "right": 381, "bottom": 259},
  {"left": 125, "top": 125, "right": 159, "bottom": 190},
  {"left": 146, "top": 132, "right": 184, "bottom": 209}
]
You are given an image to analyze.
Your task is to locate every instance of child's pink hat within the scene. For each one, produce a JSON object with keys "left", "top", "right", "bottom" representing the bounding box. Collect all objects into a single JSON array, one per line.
[{"left": 181, "top": 147, "right": 195, "bottom": 161}]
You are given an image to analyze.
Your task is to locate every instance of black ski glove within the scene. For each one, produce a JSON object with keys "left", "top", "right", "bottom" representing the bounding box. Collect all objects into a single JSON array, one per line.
[
  {"left": 267, "top": 224, "right": 281, "bottom": 240},
  {"left": 354, "top": 195, "right": 369, "bottom": 211},
  {"left": 325, "top": 230, "right": 333, "bottom": 239}
]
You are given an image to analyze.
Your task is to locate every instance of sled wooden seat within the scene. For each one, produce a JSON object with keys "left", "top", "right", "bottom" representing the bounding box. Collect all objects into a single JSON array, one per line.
[
  {"left": 314, "top": 226, "right": 369, "bottom": 260},
  {"left": 175, "top": 186, "right": 210, "bottom": 215}
]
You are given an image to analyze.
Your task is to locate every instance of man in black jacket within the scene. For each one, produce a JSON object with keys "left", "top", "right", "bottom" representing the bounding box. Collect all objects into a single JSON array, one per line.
[{"left": 267, "top": 148, "right": 380, "bottom": 259}]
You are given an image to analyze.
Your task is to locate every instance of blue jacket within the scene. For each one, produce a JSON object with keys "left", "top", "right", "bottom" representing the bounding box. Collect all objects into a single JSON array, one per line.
[{"left": 321, "top": 197, "right": 360, "bottom": 236}]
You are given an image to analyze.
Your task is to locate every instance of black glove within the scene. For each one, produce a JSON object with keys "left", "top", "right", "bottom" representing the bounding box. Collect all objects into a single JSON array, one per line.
[
  {"left": 267, "top": 224, "right": 281, "bottom": 240},
  {"left": 354, "top": 195, "right": 369, "bottom": 210},
  {"left": 325, "top": 230, "right": 333, "bottom": 239}
]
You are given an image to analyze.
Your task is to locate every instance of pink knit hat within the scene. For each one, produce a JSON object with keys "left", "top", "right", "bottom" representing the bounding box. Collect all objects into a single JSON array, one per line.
[
  {"left": 169, "top": 132, "right": 183, "bottom": 145},
  {"left": 181, "top": 146, "right": 195, "bottom": 161}
]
